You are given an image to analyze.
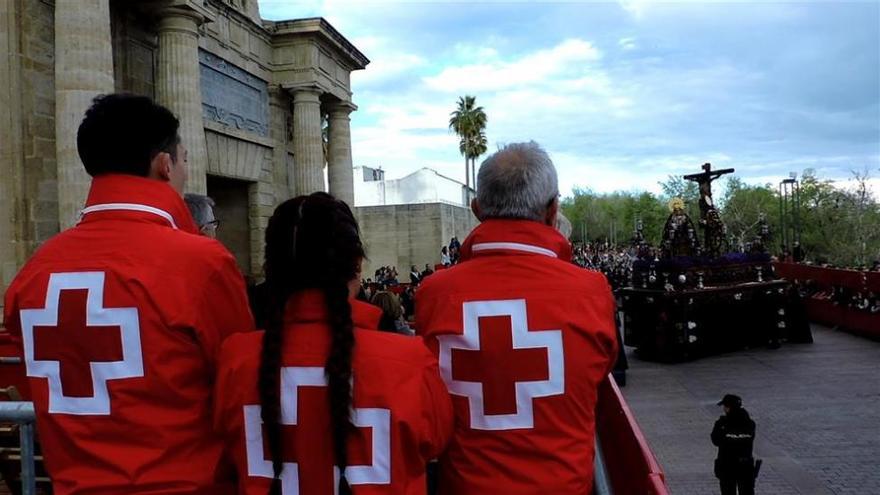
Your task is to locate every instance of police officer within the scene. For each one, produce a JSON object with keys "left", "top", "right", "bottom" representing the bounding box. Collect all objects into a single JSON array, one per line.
[{"left": 712, "top": 394, "right": 757, "bottom": 495}]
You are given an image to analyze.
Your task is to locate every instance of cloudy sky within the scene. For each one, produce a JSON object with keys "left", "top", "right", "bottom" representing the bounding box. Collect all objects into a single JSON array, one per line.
[{"left": 259, "top": 0, "right": 880, "bottom": 196}]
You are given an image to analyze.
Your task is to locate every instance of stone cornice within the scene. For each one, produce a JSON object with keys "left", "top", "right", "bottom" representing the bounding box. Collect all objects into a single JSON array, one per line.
[
  {"left": 204, "top": 0, "right": 272, "bottom": 39},
  {"left": 270, "top": 17, "right": 369, "bottom": 70},
  {"left": 148, "top": 0, "right": 217, "bottom": 25}
]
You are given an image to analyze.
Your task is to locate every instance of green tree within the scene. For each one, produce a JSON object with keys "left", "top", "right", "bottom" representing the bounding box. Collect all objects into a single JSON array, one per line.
[
  {"left": 561, "top": 189, "right": 666, "bottom": 246},
  {"left": 561, "top": 168, "right": 880, "bottom": 267},
  {"left": 719, "top": 177, "right": 778, "bottom": 251},
  {"left": 449, "top": 95, "right": 487, "bottom": 190}
]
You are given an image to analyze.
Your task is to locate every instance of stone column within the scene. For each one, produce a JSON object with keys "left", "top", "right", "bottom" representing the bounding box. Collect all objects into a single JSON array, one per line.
[
  {"left": 327, "top": 101, "right": 356, "bottom": 206},
  {"left": 269, "top": 85, "right": 292, "bottom": 198},
  {"left": 155, "top": 3, "right": 211, "bottom": 194},
  {"left": 54, "top": 0, "right": 115, "bottom": 229},
  {"left": 292, "top": 88, "right": 324, "bottom": 195}
]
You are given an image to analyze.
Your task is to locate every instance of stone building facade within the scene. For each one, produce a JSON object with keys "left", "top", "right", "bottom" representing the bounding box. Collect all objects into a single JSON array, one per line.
[
  {"left": 356, "top": 203, "right": 477, "bottom": 279},
  {"left": 0, "top": 0, "right": 368, "bottom": 309},
  {"left": 351, "top": 166, "right": 478, "bottom": 279}
]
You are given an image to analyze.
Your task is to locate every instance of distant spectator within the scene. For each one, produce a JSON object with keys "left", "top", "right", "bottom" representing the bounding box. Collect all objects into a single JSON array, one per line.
[
  {"left": 401, "top": 285, "right": 416, "bottom": 319},
  {"left": 386, "top": 266, "right": 399, "bottom": 286},
  {"left": 184, "top": 193, "right": 219, "bottom": 238},
  {"left": 440, "top": 246, "right": 451, "bottom": 266},
  {"left": 450, "top": 245, "right": 460, "bottom": 265},
  {"left": 421, "top": 263, "right": 434, "bottom": 278},
  {"left": 410, "top": 265, "right": 422, "bottom": 285},
  {"left": 792, "top": 242, "right": 805, "bottom": 263},
  {"left": 449, "top": 236, "right": 461, "bottom": 252},
  {"left": 371, "top": 291, "right": 414, "bottom": 335}
]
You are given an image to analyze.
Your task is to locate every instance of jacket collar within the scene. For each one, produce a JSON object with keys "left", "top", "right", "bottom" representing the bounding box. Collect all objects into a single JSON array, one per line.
[
  {"left": 284, "top": 289, "right": 382, "bottom": 330},
  {"left": 460, "top": 218, "right": 572, "bottom": 262},
  {"left": 79, "top": 174, "right": 199, "bottom": 234}
]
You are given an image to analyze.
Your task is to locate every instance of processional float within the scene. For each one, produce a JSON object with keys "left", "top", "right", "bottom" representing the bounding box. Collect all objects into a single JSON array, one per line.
[{"left": 620, "top": 164, "right": 812, "bottom": 362}]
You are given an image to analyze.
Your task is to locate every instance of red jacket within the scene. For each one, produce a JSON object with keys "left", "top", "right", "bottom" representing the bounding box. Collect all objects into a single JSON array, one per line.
[
  {"left": 2, "top": 175, "right": 255, "bottom": 494},
  {"left": 214, "top": 290, "right": 453, "bottom": 495},
  {"left": 415, "top": 219, "right": 618, "bottom": 495}
]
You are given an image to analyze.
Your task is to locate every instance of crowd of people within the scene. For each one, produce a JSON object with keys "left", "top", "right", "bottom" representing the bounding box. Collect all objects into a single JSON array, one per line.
[
  {"left": 572, "top": 243, "right": 638, "bottom": 290},
  {"left": 2, "top": 94, "right": 618, "bottom": 495}
]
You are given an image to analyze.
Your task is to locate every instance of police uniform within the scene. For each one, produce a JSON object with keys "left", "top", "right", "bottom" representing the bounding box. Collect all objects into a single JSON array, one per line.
[{"left": 711, "top": 394, "right": 757, "bottom": 495}]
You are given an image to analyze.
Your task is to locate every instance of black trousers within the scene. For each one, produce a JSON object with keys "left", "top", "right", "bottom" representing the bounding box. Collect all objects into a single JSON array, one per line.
[
  {"left": 717, "top": 458, "right": 755, "bottom": 495},
  {"left": 719, "top": 475, "right": 755, "bottom": 495}
]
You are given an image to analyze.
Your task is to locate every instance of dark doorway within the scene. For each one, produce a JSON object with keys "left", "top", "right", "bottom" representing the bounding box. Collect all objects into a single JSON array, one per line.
[{"left": 207, "top": 175, "right": 253, "bottom": 275}]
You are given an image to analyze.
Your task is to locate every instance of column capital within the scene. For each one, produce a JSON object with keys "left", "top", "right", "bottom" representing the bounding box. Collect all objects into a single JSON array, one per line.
[
  {"left": 328, "top": 100, "right": 357, "bottom": 118},
  {"left": 152, "top": 0, "right": 216, "bottom": 28},
  {"left": 268, "top": 84, "right": 291, "bottom": 106},
  {"left": 291, "top": 87, "right": 323, "bottom": 104}
]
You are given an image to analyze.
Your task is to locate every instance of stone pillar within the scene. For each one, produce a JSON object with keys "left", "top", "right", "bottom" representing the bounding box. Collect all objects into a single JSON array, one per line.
[
  {"left": 54, "top": 0, "right": 115, "bottom": 229},
  {"left": 292, "top": 88, "right": 324, "bottom": 195},
  {"left": 327, "top": 101, "right": 356, "bottom": 206},
  {"left": 269, "top": 85, "right": 292, "bottom": 198},
  {"left": 155, "top": 3, "right": 211, "bottom": 194}
]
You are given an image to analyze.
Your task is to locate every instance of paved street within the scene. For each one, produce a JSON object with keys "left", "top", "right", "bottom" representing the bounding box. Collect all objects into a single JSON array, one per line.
[{"left": 621, "top": 325, "right": 880, "bottom": 495}]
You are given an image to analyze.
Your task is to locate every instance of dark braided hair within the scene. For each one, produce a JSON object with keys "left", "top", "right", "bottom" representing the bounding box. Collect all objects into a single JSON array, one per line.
[{"left": 258, "top": 192, "right": 364, "bottom": 495}]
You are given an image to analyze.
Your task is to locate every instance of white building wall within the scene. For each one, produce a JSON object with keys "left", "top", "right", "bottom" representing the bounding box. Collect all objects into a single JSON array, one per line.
[{"left": 354, "top": 167, "right": 469, "bottom": 207}]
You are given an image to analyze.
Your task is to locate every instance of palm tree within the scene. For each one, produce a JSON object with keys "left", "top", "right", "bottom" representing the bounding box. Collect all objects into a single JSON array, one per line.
[
  {"left": 469, "top": 130, "right": 488, "bottom": 188},
  {"left": 449, "top": 95, "right": 487, "bottom": 190}
]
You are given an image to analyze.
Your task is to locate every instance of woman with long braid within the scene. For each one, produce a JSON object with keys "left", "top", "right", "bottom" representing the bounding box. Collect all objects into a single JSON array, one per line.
[{"left": 214, "top": 193, "right": 453, "bottom": 495}]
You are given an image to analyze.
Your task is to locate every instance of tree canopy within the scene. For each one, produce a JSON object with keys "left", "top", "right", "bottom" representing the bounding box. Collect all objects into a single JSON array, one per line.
[{"left": 560, "top": 169, "right": 880, "bottom": 267}]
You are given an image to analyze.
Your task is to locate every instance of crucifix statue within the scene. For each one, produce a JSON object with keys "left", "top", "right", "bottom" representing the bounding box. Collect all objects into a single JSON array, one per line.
[{"left": 683, "top": 163, "right": 735, "bottom": 257}]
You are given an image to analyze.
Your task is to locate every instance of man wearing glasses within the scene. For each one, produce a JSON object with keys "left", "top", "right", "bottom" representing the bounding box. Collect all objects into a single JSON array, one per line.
[{"left": 185, "top": 193, "right": 220, "bottom": 238}]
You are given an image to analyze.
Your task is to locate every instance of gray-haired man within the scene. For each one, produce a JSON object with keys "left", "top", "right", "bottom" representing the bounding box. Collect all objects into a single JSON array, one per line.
[
  {"left": 416, "top": 142, "right": 618, "bottom": 494},
  {"left": 184, "top": 193, "right": 219, "bottom": 238}
]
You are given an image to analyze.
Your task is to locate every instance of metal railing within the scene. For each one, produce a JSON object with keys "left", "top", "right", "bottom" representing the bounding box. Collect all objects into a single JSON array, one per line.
[
  {"left": 0, "top": 401, "right": 36, "bottom": 495},
  {"left": 594, "top": 436, "right": 613, "bottom": 495}
]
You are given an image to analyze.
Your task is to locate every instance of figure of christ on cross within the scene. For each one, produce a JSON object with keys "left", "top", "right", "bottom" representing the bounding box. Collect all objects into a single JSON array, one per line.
[
  {"left": 683, "top": 163, "right": 735, "bottom": 256},
  {"left": 683, "top": 162, "right": 735, "bottom": 215}
]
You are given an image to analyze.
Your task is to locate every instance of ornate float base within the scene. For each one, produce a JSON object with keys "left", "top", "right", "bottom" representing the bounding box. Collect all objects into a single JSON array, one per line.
[{"left": 620, "top": 281, "right": 812, "bottom": 362}]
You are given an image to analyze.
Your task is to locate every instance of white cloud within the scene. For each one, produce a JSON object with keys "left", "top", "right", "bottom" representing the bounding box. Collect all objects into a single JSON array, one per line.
[
  {"left": 423, "top": 38, "right": 601, "bottom": 92},
  {"left": 618, "top": 37, "right": 638, "bottom": 50}
]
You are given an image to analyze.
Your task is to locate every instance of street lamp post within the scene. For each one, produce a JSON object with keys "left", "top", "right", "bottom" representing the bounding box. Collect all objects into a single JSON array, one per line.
[{"left": 779, "top": 173, "right": 801, "bottom": 255}]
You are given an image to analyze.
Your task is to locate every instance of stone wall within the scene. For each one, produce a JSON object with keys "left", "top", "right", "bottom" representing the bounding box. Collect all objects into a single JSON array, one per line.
[
  {"left": 110, "top": 3, "right": 157, "bottom": 98},
  {"left": 356, "top": 203, "right": 478, "bottom": 279},
  {"left": 0, "top": 0, "right": 58, "bottom": 315}
]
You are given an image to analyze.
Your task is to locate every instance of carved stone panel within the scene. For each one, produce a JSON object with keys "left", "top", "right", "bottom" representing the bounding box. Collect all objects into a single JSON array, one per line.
[{"left": 199, "top": 49, "right": 269, "bottom": 137}]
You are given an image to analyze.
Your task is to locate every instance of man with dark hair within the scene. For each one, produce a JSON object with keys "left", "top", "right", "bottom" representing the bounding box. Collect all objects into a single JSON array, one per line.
[
  {"left": 3, "top": 94, "right": 254, "bottom": 494},
  {"left": 712, "top": 394, "right": 758, "bottom": 495}
]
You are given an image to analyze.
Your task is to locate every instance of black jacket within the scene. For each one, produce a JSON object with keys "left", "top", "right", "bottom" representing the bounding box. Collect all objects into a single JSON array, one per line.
[{"left": 711, "top": 408, "right": 756, "bottom": 463}]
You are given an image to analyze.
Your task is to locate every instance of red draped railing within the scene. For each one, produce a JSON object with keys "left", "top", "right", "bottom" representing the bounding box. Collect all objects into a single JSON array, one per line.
[
  {"left": 596, "top": 375, "right": 669, "bottom": 494},
  {"left": 774, "top": 262, "right": 880, "bottom": 340}
]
